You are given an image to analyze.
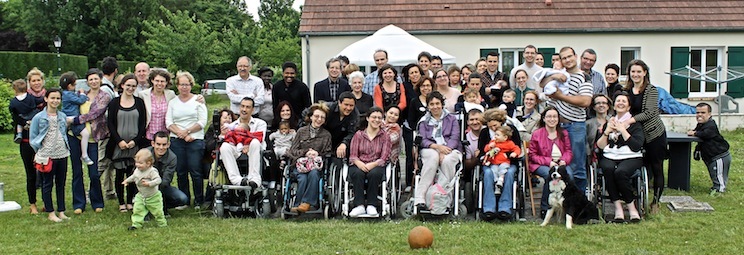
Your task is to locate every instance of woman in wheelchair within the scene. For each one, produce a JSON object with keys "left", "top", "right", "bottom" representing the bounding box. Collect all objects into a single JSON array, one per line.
[
  {"left": 478, "top": 108, "right": 522, "bottom": 220},
  {"left": 528, "top": 107, "right": 573, "bottom": 219},
  {"left": 414, "top": 91, "right": 462, "bottom": 212},
  {"left": 286, "top": 103, "right": 333, "bottom": 214},
  {"left": 348, "top": 107, "right": 392, "bottom": 217},
  {"left": 595, "top": 92, "right": 644, "bottom": 223}
]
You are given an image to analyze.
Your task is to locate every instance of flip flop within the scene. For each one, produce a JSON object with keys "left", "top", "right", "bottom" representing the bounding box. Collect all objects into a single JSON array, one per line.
[{"left": 119, "top": 205, "right": 128, "bottom": 213}]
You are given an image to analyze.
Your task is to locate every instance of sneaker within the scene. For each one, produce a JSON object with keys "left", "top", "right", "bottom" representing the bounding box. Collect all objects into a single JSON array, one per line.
[
  {"left": 349, "top": 205, "right": 366, "bottom": 217},
  {"left": 14, "top": 133, "right": 22, "bottom": 144},
  {"left": 128, "top": 226, "right": 137, "bottom": 231},
  {"left": 174, "top": 205, "right": 189, "bottom": 210},
  {"left": 81, "top": 156, "right": 94, "bottom": 166},
  {"left": 366, "top": 205, "right": 379, "bottom": 217}
]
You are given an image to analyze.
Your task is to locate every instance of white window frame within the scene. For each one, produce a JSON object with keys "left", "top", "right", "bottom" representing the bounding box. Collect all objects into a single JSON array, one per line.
[
  {"left": 688, "top": 47, "right": 723, "bottom": 98},
  {"left": 500, "top": 48, "right": 523, "bottom": 75},
  {"left": 620, "top": 47, "right": 641, "bottom": 76}
]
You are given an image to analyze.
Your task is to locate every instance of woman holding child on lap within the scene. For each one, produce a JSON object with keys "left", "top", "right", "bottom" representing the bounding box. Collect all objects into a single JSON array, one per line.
[{"left": 477, "top": 108, "right": 522, "bottom": 220}]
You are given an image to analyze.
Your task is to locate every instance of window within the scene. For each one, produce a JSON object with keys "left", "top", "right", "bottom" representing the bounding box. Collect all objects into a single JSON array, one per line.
[
  {"left": 500, "top": 48, "right": 523, "bottom": 76},
  {"left": 688, "top": 48, "right": 720, "bottom": 97},
  {"left": 670, "top": 46, "right": 738, "bottom": 98},
  {"left": 620, "top": 47, "right": 640, "bottom": 75}
]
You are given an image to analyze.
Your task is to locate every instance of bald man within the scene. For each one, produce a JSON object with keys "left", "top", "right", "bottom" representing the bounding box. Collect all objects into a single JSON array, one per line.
[{"left": 135, "top": 62, "right": 151, "bottom": 94}]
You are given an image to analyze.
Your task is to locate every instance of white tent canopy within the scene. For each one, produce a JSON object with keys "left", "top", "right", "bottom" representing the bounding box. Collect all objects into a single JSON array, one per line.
[{"left": 337, "top": 24, "right": 456, "bottom": 67}]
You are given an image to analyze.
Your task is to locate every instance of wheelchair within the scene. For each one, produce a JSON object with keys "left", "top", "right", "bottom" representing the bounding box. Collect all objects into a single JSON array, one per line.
[
  {"left": 399, "top": 111, "right": 468, "bottom": 220},
  {"left": 279, "top": 155, "right": 339, "bottom": 219},
  {"left": 340, "top": 161, "right": 399, "bottom": 220},
  {"left": 207, "top": 111, "right": 276, "bottom": 218},
  {"left": 471, "top": 157, "right": 527, "bottom": 221},
  {"left": 589, "top": 151, "right": 649, "bottom": 221}
]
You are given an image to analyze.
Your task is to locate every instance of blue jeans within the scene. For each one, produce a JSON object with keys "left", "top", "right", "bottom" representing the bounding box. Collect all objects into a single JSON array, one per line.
[
  {"left": 562, "top": 121, "right": 587, "bottom": 192},
  {"left": 170, "top": 138, "right": 205, "bottom": 205},
  {"left": 68, "top": 135, "right": 104, "bottom": 210},
  {"left": 161, "top": 185, "right": 188, "bottom": 209},
  {"left": 294, "top": 167, "right": 321, "bottom": 207},
  {"left": 534, "top": 165, "right": 574, "bottom": 211},
  {"left": 482, "top": 164, "right": 517, "bottom": 214},
  {"left": 41, "top": 158, "right": 68, "bottom": 212}
]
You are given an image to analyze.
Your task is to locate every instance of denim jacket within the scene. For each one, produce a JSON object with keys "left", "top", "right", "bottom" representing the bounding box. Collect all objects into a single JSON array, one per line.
[{"left": 29, "top": 109, "right": 70, "bottom": 152}]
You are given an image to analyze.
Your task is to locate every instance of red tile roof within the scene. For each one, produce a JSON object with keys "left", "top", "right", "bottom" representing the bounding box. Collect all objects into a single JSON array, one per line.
[{"left": 299, "top": 0, "right": 744, "bottom": 35}]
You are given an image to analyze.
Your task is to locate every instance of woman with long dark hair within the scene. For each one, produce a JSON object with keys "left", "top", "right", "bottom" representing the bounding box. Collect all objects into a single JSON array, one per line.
[
  {"left": 621, "top": 59, "right": 667, "bottom": 214},
  {"left": 528, "top": 107, "right": 573, "bottom": 218}
]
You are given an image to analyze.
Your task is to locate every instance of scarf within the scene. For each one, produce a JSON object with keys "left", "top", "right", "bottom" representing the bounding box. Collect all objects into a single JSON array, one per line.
[
  {"left": 609, "top": 112, "right": 632, "bottom": 141},
  {"left": 309, "top": 125, "right": 319, "bottom": 139}
]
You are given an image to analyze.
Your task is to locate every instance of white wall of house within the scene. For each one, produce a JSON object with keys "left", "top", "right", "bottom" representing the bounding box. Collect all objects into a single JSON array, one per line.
[{"left": 303, "top": 32, "right": 744, "bottom": 109}]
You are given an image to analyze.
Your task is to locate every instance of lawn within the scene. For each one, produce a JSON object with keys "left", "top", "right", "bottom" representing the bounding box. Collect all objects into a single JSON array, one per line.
[{"left": 0, "top": 124, "right": 742, "bottom": 254}]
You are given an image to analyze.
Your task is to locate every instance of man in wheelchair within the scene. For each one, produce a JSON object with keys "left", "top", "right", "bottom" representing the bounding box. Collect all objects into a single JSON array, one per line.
[{"left": 219, "top": 97, "right": 266, "bottom": 189}]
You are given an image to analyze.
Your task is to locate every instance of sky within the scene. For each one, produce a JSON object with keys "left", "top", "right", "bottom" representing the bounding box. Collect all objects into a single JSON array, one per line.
[{"left": 245, "top": 0, "right": 304, "bottom": 21}]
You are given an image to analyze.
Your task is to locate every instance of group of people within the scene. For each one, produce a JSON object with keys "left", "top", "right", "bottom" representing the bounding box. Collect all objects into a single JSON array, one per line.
[{"left": 11, "top": 44, "right": 731, "bottom": 226}]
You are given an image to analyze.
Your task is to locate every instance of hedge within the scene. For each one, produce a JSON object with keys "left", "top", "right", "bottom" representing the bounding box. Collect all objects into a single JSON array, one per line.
[
  {"left": 0, "top": 51, "right": 89, "bottom": 80},
  {"left": 0, "top": 79, "right": 15, "bottom": 132},
  {"left": 95, "top": 60, "right": 138, "bottom": 74}
]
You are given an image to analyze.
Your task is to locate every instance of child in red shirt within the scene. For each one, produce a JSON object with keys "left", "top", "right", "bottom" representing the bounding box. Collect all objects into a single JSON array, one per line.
[{"left": 483, "top": 126, "right": 521, "bottom": 192}]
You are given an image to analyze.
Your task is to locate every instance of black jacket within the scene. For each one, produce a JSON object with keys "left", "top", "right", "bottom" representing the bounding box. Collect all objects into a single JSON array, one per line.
[
  {"left": 693, "top": 118, "right": 730, "bottom": 163},
  {"left": 273, "top": 79, "right": 312, "bottom": 117},
  {"left": 313, "top": 77, "right": 350, "bottom": 103}
]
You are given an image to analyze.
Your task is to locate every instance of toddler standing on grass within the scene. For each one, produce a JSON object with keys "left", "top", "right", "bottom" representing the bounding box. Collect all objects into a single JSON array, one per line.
[
  {"left": 482, "top": 126, "right": 521, "bottom": 194},
  {"left": 10, "top": 79, "right": 43, "bottom": 143},
  {"left": 123, "top": 149, "right": 166, "bottom": 230},
  {"left": 59, "top": 72, "right": 94, "bottom": 165}
]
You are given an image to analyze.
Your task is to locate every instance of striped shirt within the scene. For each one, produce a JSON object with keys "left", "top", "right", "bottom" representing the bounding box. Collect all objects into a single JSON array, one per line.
[
  {"left": 548, "top": 72, "right": 593, "bottom": 122},
  {"left": 349, "top": 129, "right": 392, "bottom": 167}
]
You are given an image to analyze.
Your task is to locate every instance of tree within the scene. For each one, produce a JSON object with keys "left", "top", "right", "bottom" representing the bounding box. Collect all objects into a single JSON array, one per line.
[
  {"left": 252, "top": 0, "right": 301, "bottom": 70},
  {"left": 142, "top": 6, "right": 224, "bottom": 73}
]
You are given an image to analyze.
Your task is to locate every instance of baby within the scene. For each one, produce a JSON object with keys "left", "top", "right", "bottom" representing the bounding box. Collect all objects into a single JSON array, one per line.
[
  {"left": 122, "top": 149, "right": 166, "bottom": 230},
  {"left": 498, "top": 89, "right": 517, "bottom": 118},
  {"left": 455, "top": 87, "right": 487, "bottom": 113},
  {"left": 59, "top": 73, "right": 94, "bottom": 165},
  {"left": 9, "top": 79, "right": 43, "bottom": 143},
  {"left": 296, "top": 149, "right": 323, "bottom": 173},
  {"left": 224, "top": 122, "right": 264, "bottom": 152},
  {"left": 533, "top": 60, "right": 570, "bottom": 95},
  {"left": 482, "top": 126, "right": 521, "bottom": 194},
  {"left": 268, "top": 120, "right": 296, "bottom": 160}
]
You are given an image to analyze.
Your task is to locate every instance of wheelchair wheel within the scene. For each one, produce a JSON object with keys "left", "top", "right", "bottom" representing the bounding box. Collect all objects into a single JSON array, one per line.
[
  {"left": 452, "top": 203, "right": 468, "bottom": 220},
  {"left": 637, "top": 168, "right": 649, "bottom": 217},
  {"left": 213, "top": 190, "right": 225, "bottom": 218},
  {"left": 399, "top": 200, "right": 414, "bottom": 219},
  {"left": 324, "top": 204, "right": 332, "bottom": 219},
  {"left": 255, "top": 196, "right": 271, "bottom": 218}
]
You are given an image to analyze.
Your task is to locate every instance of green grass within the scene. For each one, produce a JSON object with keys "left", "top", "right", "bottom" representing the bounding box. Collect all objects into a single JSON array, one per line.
[{"left": 1, "top": 126, "right": 743, "bottom": 254}]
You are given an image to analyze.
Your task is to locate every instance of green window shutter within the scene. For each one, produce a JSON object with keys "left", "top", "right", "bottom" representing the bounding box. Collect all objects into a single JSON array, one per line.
[
  {"left": 726, "top": 47, "right": 744, "bottom": 98},
  {"left": 538, "top": 47, "right": 555, "bottom": 66},
  {"left": 670, "top": 47, "right": 690, "bottom": 98},
  {"left": 480, "top": 48, "right": 499, "bottom": 59}
]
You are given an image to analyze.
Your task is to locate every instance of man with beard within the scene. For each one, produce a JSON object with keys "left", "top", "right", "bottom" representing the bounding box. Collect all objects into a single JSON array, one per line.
[{"left": 273, "top": 62, "right": 311, "bottom": 116}]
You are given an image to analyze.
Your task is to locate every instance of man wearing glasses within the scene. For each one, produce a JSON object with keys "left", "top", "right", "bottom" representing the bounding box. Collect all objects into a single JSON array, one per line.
[{"left": 226, "top": 56, "right": 265, "bottom": 115}]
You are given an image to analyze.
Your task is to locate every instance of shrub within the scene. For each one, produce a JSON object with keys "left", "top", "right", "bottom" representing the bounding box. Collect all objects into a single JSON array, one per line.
[
  {"left": 0, "top": 51, "right": 88, "bottom": 80},
  {"left": 0, "top": 79, "right": 16, "bottom": 132}
]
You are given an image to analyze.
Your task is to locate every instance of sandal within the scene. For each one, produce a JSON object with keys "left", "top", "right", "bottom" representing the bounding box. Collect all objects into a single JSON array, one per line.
[
  {"left": 126, "top": 204, "right": 133, "bottom": 210},
  {"left": 119, "top": 205, "right": 127, "bottom": 213},
  {"left": 612, "top": 217, "right": 626, "bottom": 223},
  {"left": 29, "top": 204, "right": 39, "bottom": 215}
]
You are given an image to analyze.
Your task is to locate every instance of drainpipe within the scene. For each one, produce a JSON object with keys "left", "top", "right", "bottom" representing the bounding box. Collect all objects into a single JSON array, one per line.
[{"left": 305, "top": 35, "right": 311, "bottom": 86}]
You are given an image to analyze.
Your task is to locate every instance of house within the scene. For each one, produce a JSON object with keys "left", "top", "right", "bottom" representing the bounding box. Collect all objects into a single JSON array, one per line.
[{"left": 299, "top": 0, "right": 744, "bottom": 121}]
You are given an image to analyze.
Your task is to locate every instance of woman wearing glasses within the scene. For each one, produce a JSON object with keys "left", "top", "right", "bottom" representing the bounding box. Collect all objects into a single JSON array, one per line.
[{"left": 433, "top": 69, "right": 460, "bottom": 113}]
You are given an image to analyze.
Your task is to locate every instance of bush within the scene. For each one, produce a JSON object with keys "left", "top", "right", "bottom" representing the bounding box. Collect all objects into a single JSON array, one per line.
[
  {"left": 0, "top": 51, "right": 88, "bottom": 80},
  {"left": 0, "top": 79, "right": 15, "bottom": 132}
]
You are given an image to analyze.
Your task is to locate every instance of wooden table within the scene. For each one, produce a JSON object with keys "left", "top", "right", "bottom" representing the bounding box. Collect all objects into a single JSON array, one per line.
[{"left": 666, "top": 131, "right": 701, "bottom": 191}]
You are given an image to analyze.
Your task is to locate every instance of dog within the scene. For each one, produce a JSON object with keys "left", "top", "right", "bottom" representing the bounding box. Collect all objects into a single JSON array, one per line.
[{"left": 540, "top": 166, "right": 599, "bottom": 229}]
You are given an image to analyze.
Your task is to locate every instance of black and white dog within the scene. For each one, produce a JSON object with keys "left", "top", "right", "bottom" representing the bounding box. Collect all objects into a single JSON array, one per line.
[{"left": 540, "top": 166, "right": 599, "bottom": 229}]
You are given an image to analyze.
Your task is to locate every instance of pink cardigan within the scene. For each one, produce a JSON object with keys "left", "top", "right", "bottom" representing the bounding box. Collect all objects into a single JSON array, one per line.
[{"left": 528, "top": 127, "right": 572, "bottom": 173}]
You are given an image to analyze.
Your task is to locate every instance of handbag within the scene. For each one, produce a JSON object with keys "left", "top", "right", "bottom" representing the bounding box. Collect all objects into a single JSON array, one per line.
[{"left": 34, "top": 158, "right": 53, "bottom": 173}]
